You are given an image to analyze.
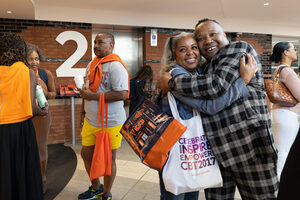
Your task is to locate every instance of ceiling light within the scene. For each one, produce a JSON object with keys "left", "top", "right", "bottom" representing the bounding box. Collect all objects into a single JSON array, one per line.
[
  {"left": 264, "top": 2, "right": 270, "bottom": 6},
  {"left": 7, "top": 11, "right": 12, "bottom": 14}
]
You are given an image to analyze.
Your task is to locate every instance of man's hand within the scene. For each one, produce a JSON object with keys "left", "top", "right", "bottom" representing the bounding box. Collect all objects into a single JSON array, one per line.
[
  {"left": 79, "top": 88, "right": 95, "bottom": 100},
  {"left": 157, "top": 72, "right": 172, "bottom": 95},
  {"left": 240, "top": 53, "right": 258, "bottom": 85}
]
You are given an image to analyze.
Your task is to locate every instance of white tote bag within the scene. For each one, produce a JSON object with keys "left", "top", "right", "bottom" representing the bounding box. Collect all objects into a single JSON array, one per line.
[{"left": 162, "top": 92, "right": 223, "bottom": 195}]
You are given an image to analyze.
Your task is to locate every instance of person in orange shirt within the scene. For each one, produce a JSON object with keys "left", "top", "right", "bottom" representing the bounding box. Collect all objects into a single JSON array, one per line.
[
  {"left": 26, "top": 43, "right": 56, "bottom": 193},
  {"left": 0, "top": 33, "right": 48, "bottom": 200}
]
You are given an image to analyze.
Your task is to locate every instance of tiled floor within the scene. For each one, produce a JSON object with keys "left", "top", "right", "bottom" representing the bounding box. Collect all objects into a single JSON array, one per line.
[{"left": 54, "top": 139, "right": 242, "bottom": 200}]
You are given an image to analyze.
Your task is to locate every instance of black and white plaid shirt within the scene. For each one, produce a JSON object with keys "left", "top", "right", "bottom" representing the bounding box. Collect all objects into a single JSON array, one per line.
[{"left": 176, "top": 41, "right": 277, "bottom": 167}]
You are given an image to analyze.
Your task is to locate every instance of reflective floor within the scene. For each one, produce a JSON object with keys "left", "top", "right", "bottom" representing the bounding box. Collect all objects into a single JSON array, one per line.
[{"left": 54, "top": 139, "right": 242, "bottom": 200}]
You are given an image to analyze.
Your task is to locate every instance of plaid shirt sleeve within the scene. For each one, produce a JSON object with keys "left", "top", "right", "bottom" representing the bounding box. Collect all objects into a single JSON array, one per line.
[{"left": 176, "top": 41, "right": 251, "bottom": 99}]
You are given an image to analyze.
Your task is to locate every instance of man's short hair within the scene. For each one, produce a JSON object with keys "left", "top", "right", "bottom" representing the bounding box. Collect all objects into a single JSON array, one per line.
[
  {"left": 98, "top": 32, "right": 115, "bottom": 45},
  {"left": 195, "top": 18, "right": 221, "bottom": 28}
]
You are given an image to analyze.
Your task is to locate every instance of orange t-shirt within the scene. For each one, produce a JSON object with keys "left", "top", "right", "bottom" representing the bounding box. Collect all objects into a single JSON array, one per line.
[{"left": 0, "top": 62, "right": 33, "bottom": 124}]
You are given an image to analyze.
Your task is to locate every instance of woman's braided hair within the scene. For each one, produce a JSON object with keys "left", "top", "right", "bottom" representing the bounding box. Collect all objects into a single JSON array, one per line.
[{"left": 0, "top": 33, "right": 27, "bottom": 66}]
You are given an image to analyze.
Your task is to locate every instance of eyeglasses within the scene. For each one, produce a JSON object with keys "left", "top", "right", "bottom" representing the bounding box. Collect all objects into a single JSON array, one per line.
[{"left": 27, "top": 57, "right": 40, "bottom": 62}]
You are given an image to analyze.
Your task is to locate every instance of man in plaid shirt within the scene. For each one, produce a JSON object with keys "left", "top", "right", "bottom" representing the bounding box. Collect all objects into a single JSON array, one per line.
[{"left": 159, "top": 18, "right": 278, "bottom": 199}]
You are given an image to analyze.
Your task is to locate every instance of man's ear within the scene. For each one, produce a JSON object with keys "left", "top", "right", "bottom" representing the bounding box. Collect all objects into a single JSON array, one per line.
[{"left": 110, "top": 42, "right": 114, "bottom": 51}]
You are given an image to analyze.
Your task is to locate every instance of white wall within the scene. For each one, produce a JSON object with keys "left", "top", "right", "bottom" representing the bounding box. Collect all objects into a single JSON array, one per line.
[{"left": 32, "top": 1, "right": 300, "bottom": 37}]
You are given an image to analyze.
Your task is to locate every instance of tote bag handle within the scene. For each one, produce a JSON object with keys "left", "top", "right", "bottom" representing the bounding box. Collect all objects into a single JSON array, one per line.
[{"left": 167, "top": 92, "right": 182, "bottom": 120}]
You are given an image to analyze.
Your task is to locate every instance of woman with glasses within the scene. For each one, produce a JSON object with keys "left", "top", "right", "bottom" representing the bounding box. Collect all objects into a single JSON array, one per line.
[{"left": 26, "top": 43, "right": 56, "bottom": 193}]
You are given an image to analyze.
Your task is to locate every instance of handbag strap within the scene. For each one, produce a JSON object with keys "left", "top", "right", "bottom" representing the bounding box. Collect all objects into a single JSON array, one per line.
[
  {"left": 274, "top": 65, "right": 287, "bottom": 82},
  {"left": 97, "top": 93, "right": 108, "bottom": 129}
]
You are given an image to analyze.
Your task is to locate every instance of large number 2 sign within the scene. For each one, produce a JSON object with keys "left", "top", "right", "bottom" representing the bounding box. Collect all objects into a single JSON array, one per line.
[{"left": 56, "top": 31, "right": 87, "bottom": 77}]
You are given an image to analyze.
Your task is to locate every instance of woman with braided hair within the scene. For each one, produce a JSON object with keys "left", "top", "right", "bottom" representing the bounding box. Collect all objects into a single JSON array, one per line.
[{"left": 0, "top": 33, "right": 48, "bottom": 200}]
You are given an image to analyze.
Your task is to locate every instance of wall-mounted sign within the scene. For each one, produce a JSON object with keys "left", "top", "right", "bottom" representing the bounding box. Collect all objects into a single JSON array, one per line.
[
  {"left": 56, "top": 31, "right": 87, "bottom": 77},
  {"left": 150, "top": 29, "right": 157, "bottom": 47}
]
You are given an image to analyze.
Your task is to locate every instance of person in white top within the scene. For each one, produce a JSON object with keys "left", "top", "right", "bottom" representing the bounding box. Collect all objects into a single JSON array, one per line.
[{"left": 270, "top": 41, "right": 300, "bottom": 180}]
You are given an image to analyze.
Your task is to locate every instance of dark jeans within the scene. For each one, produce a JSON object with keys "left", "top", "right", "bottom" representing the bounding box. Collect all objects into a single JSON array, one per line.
[{"left": 158, "top": 171, "right": 199, "bottom": 200}]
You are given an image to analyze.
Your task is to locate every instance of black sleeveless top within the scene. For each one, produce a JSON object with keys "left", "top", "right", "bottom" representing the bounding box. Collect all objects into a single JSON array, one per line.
[{"left": 38, "top": 68, "right": 48, "bottom": 85}]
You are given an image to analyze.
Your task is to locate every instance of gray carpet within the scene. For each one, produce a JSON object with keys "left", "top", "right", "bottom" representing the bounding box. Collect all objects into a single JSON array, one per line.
[{"left": 44, "top": 143, "right": 77, "bottom": 200}]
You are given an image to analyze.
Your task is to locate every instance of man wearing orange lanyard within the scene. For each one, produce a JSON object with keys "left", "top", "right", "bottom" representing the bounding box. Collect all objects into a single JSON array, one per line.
[{"left": 78, "top": 33, "right": 129, "bottom": 200}]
